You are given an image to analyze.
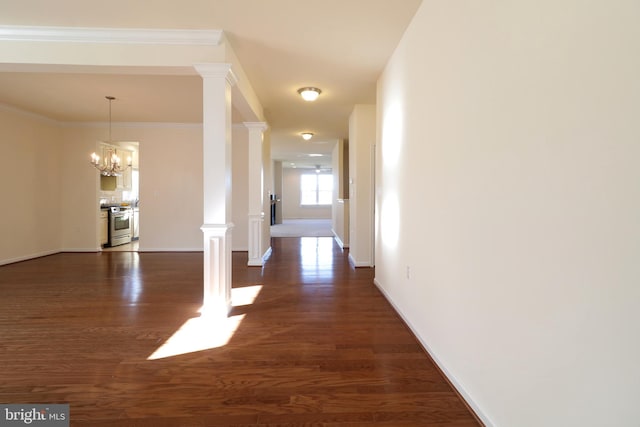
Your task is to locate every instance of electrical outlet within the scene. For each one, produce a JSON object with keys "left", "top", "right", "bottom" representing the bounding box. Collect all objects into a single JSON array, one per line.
[{"left": 406, "top": 266, "right": 411, "bottom": 279}]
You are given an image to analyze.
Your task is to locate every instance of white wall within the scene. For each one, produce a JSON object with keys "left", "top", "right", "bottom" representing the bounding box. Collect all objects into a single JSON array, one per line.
[
  {"left": 282, "top": 168, "right": 332, "bottom": 219},
  {"left": 261, "top": 128, "right": 272, "bottom": 258},
  {"left": 349, "top": 105, "right": 375, "bottom": 266},
  {"left": 273, "top": 160, "right": 283, "bottom": 224},
  {"left": 332, "top": 139, "right": 349, "bottom": 248},
  {"left": 0, "top": 107, "right": 62, "bottom": 264},
  {"left": 232, "top": 126, "right": 249, "bottom": 251},
  {"left": 376, "top": 2, "right": 640, "bottom": 426}
]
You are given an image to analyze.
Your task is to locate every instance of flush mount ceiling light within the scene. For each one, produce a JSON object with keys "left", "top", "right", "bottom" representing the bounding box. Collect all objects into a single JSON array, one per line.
[
  {"left": 297, "top": 87, "right": 322, "bottom": 101},
  {"left": 301, "top": 132, "right": 314, "bottom": 140}
]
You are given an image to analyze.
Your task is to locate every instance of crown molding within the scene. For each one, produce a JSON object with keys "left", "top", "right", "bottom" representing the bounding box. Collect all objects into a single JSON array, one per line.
[
  {"left": 63, "top": 121, "right": 203, "bottom": 129},
  {"left": 0, "top": 25, "right": 223, "bottom": 45},
  {"left": 0, "top": 106, "right": 205, "bottom": 128}
]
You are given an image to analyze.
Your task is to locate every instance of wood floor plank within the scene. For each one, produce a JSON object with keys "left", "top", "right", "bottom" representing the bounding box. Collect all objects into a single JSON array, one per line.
[{"left": 0, "top": 238, "right": 480, "bottom": 426}]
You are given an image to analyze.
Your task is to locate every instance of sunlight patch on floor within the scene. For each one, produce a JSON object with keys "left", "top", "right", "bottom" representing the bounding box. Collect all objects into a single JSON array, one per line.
[
  {"left": 147, "top": 285, "right": 262, "bottom": 360},
  {"left": 147, "top": 314, "right": 245, "bottom": 360},
  {"left": 230, "top": 285, "right": 263, "bottom": 307}
]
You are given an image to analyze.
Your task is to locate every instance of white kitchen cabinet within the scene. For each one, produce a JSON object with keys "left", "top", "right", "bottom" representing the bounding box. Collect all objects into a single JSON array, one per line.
[
  {"left": 133, "top": 208, "right": 139, "bottom": 240},
  {"left": 100, "top": 210, "right": 108, "bottom": 245},
  {"left": 115, "top": 149, "right": 133, "bottom": 190}
]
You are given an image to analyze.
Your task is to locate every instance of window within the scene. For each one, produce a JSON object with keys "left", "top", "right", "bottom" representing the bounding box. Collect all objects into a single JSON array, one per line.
[{"left": 301, "top": 173, "right": 332, "bottom": 205}]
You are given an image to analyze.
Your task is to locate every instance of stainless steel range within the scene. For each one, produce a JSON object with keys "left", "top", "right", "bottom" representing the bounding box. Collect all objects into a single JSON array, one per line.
[{"left": 108, "top": 206, "right": 132, "bottom": 247}]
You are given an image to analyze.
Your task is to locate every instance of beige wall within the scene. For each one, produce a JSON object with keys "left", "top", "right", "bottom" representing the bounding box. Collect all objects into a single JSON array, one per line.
[
  {"left": 0, "top": 111, "right": 206, "bottom": 264},
  {"left": 272, "top": 160, "right": 283, "bottom": 224},
  {"left": 63, "top": 123, "right": 204, "bottom": 251},
  {"left": 117, "top": 124, "right": 204, "bottom": 251},
  {"left": 282, "top": 168, "right": 332, "bottom": 220},
  {"left": 261, "top": 128, "right": 272, "bottom": 258},
  {"left": 331, "top": 139, "right": 349, "bottom": 248},
  {"left": 348, "top": 105, "right": 375, "bottom": 266},
  {"left": 376, "top": 1, "right": 640, "bottom": 426},
  {"left": 231, "top": 126, "right": 249, "bottom": 251},
  {"left": 59, "top": 126, "right": 101, "bottom": 251},
  {"left": 0, "top": 107, "right": 62, "bottom": 264},
  {"left": 0, "top": 107, "right": 277, "bottom": 262}
]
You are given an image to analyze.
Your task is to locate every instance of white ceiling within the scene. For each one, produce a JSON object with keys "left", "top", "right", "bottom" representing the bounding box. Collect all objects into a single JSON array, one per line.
[{"left": 0, "top": 0, "right": 422, "bottom": 168}]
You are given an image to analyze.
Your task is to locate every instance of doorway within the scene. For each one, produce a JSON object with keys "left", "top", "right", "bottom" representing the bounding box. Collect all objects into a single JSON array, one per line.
[
  {"left": 272, "top": 166, "right": 333, "bottom": 237},
  {"left": 101, "top": 142, "right": 140, "bottom": 252},
  {"left": 270, "top": 219, "right": 333, "bottom": 237}
]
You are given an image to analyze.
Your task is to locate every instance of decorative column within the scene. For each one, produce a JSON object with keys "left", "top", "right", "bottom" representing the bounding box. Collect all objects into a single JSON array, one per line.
[
  {"left": 245, "top": 122, "right": 269, "bottom": 266},
  {"left": 195, "top": 63, "right": 237, "bottom": 316}
]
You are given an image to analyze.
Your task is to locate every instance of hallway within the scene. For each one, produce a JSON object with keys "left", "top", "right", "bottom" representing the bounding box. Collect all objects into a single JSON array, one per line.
[{"left": 0, "top": 238, "right": 479, "bottom": 426}]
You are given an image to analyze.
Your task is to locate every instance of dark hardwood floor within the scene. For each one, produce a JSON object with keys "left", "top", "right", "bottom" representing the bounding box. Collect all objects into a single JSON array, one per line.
[{"left": 0, "top": 237, "right": 480, "bottom": 426}]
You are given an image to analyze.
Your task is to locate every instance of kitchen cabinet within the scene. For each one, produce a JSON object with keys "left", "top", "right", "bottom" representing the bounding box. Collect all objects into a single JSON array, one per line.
[
  {"left": 133, "top": 208, "right": 139, "bottom": 240},
  {"left": 116, "top": 149, "right": 133, "bottom": 190},
  {"left": 116, "top": 156, "right": 132, "bottom": 191},
  {"left": 100, "top": 210, "right": 108, "bottom": 245}
]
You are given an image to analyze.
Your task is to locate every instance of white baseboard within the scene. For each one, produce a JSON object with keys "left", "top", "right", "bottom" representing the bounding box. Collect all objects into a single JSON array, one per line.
[
  {"left": 348, "top": 253, "right": 372, "bottom": 268},
  {"left": 247, "top": 246, "right": 272, "bottom": 266},
  {"left": 332, "top": 230, "right": 349, "bottom": 249},
  {"left": 372, "top": 277, "right": 493, "bottom": 427},
  {"left": 0, "top": 249, "right": 60, "bottom": 266}
]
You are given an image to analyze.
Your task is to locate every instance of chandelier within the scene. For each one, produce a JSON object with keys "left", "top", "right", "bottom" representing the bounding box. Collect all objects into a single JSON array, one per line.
[{"left": 89, "top": 96, "right": 131, "bottom": 176}]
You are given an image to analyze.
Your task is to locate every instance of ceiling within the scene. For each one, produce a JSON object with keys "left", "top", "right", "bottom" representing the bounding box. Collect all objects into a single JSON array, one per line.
[{"left": 0, "top": 0, "right": 422, "bottom": 169}]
